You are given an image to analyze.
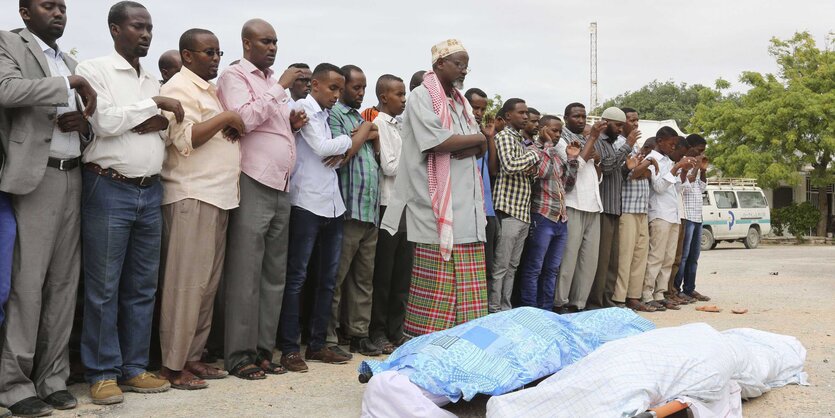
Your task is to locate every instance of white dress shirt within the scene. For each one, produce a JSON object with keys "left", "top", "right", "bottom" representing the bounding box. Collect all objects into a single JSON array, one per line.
[
  {"left": 373, "top": 111, "right": 402, "bottom": 207},
  {"left": 289, "top": 95, "right": 352, "bottom": 218},
  {"left": 33, "top": 35, "right": 80, "bottom": 159},
  {"left": 557, "top": 139, "right": 603, "bottom": 213},
  {"left": 76, "top": 52, "right": 164, "bottom": 177},
  {"left": 646, "top": 150, "right": 681, "bottom": 224}
]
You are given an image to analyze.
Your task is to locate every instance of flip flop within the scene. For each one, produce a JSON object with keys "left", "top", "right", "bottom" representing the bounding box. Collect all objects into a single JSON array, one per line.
[
  {"left": 168, "top": 371, "right": 208, "bottom": 390},
  {"left": 732, "top": 308, "right": 748, "bottom": 314},
  {"left": 186, "top": 362, "right": 229, "bottom": 380},
  {"left": 695, "top": 305, "right": 722, "bottom": 313}
]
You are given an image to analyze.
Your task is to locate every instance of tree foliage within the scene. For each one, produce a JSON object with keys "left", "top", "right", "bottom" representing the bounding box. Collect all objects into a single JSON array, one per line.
[
  {"left": 771, "top": 202, "right": 821, "bottom": 242},
  {"left": 594, "top": 80, "right": 711, "bottom": 129},
  {"left": 484, "top": 94, "right": 503, "bottom": 121},
  {"left": 691, "top": 32, "right": 835, "bottom": 234}
]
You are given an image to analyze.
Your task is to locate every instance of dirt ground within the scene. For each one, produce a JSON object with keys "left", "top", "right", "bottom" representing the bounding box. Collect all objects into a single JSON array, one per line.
[{"left": 52, "top": 243, "right": 834, "bottom": 417}]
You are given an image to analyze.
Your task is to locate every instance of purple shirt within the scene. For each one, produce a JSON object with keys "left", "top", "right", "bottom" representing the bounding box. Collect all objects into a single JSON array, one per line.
[{"left": 217, "top": 58, "right": 295, "bottom": 191}]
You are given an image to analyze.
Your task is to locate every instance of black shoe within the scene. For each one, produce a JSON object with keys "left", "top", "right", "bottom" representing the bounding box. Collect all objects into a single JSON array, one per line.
[
  {"left": 42, "top": 390, "right": 77, "bottom": 410},
  {"left": 350, "top": 337, "right": 382, "bottom": 356},
  {"left": 327, "top": 345, "right": 354, "bottom": 360},
  {"left": 8, "top": 397, "right": 53, "bottom": 417}
]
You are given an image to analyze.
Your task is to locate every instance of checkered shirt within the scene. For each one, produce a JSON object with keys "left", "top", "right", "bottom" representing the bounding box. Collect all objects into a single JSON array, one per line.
[
  {"left": 682, "top": 175, "right": 706, "bottom": 222},
  {"left": 493, "top": 127, "right": 541, "bottom": 223}
]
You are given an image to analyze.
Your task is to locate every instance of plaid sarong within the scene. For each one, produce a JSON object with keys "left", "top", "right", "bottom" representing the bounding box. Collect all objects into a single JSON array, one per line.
[{"left": 404, "top": 243, "right": 488, "bottom": 336}]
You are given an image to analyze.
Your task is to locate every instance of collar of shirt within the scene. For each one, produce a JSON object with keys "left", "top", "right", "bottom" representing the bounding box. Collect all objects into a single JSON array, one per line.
[
  {"left": 501, "top": 126, "right": 524, "bottom": 141},
  {"left": 32, "top": 34, "right": 62, "bottom": 60},
  {"left": 332, "top": 101, "right": 361, "bottom": 119},
  {"left": 107, "top": 52, "right": 155, "bottom": 82},
  {"left": 239, "top": 58, "right": 274, "bottom": 80},
  {"left": 301, "top": 95, "right": 327, "bottom": 119},
  {"left": 179, "top": 66, "right": 215, "bottom": 93},
  {"left": 376, "top": 111, "right": 398, "bottom": 126}
]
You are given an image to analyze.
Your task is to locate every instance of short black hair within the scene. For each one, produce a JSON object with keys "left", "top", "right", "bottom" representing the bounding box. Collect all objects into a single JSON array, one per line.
[
  {"left": 409, "top": 70, "right": 427, "bottom": 91},
  {"left": 528, "top": 107, "right": 541, "bottom": 116},
  {"left": 312, "top": 63, "right": 344, "bottom": 81},
  {"left": 540, "top": 115, "right": 561, "bottom": 125},
  {"left": 179, "top": 28, "right": 214, "bottom": 52},
  {"left": 501, "top": 98, "right": 526, "bottom": 115},
  {"left": 622, "top": 107, "right": 637, "bottom": 115},
  {"left": 288, "top": 63, "right": 309, "bottom": 70},
  {"left": 340, "top": 64, "right": 363, "bottom": 83},
  {"left": 564, "top": 102, "right": 585, "bottom": 117},
  {"left": 108, "top": 1, "right": 146, "bottom": 27},
  {"left": 464, "top": 88, "right": 487, "bottom": 102},
  {"left": 19, "top": 0, "right": 31, "bottom": 8},
  {"left": 376, "top": 74, "right": 404, "bottom": 98},
  {"left": 655, "top": 126, "right": 678, "bottom": 140},
  {"left": 676, "top": 136, "right": 690, "bottom": 149},
  {"left": 686, "top": 133, "right": 707, "bottom": 147}
]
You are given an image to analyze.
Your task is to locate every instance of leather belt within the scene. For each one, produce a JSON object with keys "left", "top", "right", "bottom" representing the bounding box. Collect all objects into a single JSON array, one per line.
[
  {"left": 47, "top": 157, "right": 81, "bottom": 171},
  {"left": 84, "top": 163, "right": 160, "bottom": 188}
]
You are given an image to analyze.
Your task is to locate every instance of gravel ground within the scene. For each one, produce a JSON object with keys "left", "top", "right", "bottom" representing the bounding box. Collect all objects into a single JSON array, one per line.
[{"left": 51, "top": 243, "right": 834, "bottom": 417}]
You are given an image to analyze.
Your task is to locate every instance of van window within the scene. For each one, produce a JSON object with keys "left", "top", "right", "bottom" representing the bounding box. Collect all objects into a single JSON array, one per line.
[
  {"left": 714, "top": 191, "right": 738, "bottom": 209},
  {"left": 702, "top": 191, "right": 710, "bottom": 206},
  {"left": 738, "top": 191, "right": 768, "bottom": 208}
]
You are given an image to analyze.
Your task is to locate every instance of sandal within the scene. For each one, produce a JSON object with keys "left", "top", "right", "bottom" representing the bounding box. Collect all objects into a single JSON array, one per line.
[
  {"left": 695, "top": 305, "right": 722, "bottom": 313},
  {"left": 626, "top": 299, "right": 656, "bottom": 312},
  {"left": 647, "top": 301, "right": 667, "bottom": 312},
  {"left": 373, "top": 338, "right": 396, "bottom": 355},
  {"left": 161, "top": 369, "right": 208, "bottom": 390},
  {"left": 185, "top": 361, "right": 228, "bottom": 380},
  {"left": 230, "top": 363, "right": 267, "bottom": 380},
  {"left": 258, "top": 359, "right": 287, "bottom": 375},
  {"left": 660, "top": 299, "right": 681, "bottom": 310}
]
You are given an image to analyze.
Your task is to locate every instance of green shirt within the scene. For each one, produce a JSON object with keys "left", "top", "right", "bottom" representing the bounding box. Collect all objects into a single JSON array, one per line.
[{"left": 329, "top": 101, "right": 380, "bottom": 224}]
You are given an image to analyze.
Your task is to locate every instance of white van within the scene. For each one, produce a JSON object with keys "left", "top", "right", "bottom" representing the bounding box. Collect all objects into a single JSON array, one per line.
[{"left": 701, "top": 178, "right": 772, "bottom": 250}]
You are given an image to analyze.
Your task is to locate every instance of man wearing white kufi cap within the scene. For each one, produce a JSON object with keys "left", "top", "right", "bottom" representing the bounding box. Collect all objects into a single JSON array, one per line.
[{"left": 381, "top": 39, "right": 489, "bottom": 336}]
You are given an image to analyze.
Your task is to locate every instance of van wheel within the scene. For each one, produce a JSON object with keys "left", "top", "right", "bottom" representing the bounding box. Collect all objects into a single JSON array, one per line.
[
  {"left": 701, "top": 228, "right": 715, "bottom": 251},
  {"left": 744, "top": 227, "right": 760, "bottom": 249}
]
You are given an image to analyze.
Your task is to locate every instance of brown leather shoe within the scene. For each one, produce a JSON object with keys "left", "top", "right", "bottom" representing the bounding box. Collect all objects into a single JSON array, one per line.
[
  {"left": 280, "top": 352, "right": 309, "bottom": 373},
  {"left": 305, "top": 346, "right": 350, "bottom": 364}
]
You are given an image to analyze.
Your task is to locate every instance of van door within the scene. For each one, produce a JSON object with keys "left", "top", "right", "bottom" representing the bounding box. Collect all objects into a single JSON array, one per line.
[
  {"left": 712, "top": 190, "right": 739, "bottom": 239},
  {"left": 736, "top": 190, "right": 771, "bottom": 234}
]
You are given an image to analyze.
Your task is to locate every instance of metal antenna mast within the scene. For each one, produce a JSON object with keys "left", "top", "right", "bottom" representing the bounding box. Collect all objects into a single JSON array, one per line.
[{"left": 590, "top": 22, "right": 598, "bottom": 111}]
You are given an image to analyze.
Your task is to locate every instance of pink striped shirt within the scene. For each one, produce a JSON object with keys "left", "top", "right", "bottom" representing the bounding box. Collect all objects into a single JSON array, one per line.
[{"left": 217, "top": 59, "right": 295, "bottom": 191}]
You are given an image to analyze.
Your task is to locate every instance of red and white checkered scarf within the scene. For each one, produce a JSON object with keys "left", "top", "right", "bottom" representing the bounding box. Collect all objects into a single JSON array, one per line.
[{"left": 422, "top": 71, "right": 473, "bottom": 261}]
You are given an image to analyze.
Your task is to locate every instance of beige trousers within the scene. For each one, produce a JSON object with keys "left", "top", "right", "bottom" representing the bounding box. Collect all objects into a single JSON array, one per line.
[
  {"left": 160, "top": 199, "right": 228, "bottom": 371},
  {"left": 613, "top": 213, "right": 649, "bottom": 302},
  {"left": 643, "top": 219, "right": 680, "bottom": 302}
]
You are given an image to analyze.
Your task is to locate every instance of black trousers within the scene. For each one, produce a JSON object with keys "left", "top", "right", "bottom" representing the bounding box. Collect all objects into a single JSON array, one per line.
[{"left": 369, "top": 206, "right": 414, "bottom": 342}]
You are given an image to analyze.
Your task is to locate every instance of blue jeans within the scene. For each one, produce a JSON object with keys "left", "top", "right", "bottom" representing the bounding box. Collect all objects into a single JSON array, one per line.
[
  {"left": 675, "top": 220, "right": 702, "bottom": 295},
  {"left": 80, "top": 171, "right": 162, "bottom": 383},
  {"left": 0, "top": 192, "right": 15, "bottom": 325},
  {"left": 278, "top": 207, "right": 343, "bottom": 354},
  {"left": 519, "top": 213, "right": 569, "bottom": 311}
]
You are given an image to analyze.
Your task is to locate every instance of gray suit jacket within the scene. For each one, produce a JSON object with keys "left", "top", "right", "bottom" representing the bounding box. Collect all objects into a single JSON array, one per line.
[{"left": 0, "top": 28, "right": 79, "bottom": 194}]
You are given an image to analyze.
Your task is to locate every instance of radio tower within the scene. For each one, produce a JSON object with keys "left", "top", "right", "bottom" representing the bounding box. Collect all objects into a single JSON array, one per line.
[{"left": 589, "top": 22, "right": 599, "bottom": 111}]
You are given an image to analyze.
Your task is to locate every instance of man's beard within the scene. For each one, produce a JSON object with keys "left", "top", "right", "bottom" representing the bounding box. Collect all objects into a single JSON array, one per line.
[{"left": 452, "top": 79, "right": 464, "bottom": 90}]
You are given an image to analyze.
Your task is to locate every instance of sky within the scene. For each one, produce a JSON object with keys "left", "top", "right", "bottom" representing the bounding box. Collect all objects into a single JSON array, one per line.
[{"left": 2, "top": 0, "right": 833, "bottom": 115}]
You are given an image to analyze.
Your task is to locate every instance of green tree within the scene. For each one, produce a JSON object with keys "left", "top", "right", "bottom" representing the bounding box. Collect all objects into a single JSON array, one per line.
[
  {"left": 691, "top": 31, "right": 835, "bottom": 235},
  {"left": 594, "top": 80, "right": 711, "bottom": 130},
  {"left": 484, "top": 94, "right": 502, "bottom": 122}
]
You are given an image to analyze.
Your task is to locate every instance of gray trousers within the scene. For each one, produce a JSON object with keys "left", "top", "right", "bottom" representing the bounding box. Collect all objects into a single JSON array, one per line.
[
  {"left": 224, "top": 174, "right": 290, "bottom": 370},
  {"left": 0, "top": 167, "right": 80, "bottom": 406},
  {"left": 327, "top": 219, "right": 378, "bottom": 343},
  {"left": 587, "top": 213, "right": 620, "bottom": 309},
  {"left": 555, "top": 207, "right": 601, "bottom": 310},
  {"left": 489, "top": 214, "right": 529, "bottom": 313}
]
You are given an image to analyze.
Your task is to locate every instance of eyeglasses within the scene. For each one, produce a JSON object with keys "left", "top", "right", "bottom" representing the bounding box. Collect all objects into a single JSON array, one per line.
[
  {"left": 445, "top": 58, "right": 470, "bottom": 74},
  {"left": 186, "top": 48, "right": 224, "bottom": 57}
]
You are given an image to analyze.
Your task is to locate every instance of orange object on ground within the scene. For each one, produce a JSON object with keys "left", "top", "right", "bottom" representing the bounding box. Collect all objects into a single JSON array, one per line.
[
  {"left": 695, "top": 305, "right": 722, "bottom": 313},
  {"left": 732, "top": 308, "right": 748, "bottom": 314}
]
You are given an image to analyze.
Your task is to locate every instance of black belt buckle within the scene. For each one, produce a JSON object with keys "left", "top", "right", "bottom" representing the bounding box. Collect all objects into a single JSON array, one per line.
[
  {"left": 58, "top": 158, "right": 70, "bottom": 171},
  {"left": 138, "top": 176, "right": 152, "bottom": 187}
]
